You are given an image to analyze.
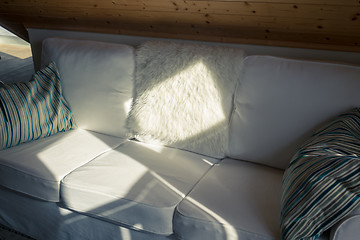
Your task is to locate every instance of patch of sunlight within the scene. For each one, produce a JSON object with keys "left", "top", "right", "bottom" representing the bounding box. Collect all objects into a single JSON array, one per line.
[
  {"left": 138, "top": 60, "right": 226, "bottom": 142},
  {"left": 186, "top": 196, "right": 238, "bottom": 239},
  {"left": 97, "top": 170, "right": 187, "bottom": 228},
  {"left": 120, "top": 227, "right": 132, "bottom": 240},
  {"left": 90, "top": 160, "right": 150, "bottom": 212},
  {"left": 94, "top": 176, "right": 155, "bottom": 215},
  {"left": 67, "top": 157, "right": 187, "bottom": 227},
  {"left": 150, "top": 171, "right": 186, "bottom": 198},
  {"left": 0, "top": 44, "right": 32, "bottom": 59},
  {"left": 133, "top": 223, "right": 144, "bottom": 230},
  {"left": 202, "top": 158, "right": 216, "bottom": 166},
  {"left": 0, "top": 26, "right": 31, "bottom": 59},
  {"left": 136, "top": 141, "right": 165, "bottom": 154},
  {"left": 35, "top": 130, "right": 113, "bottom": 171},
  {"left": 124, "top": 98, "right": 133, "bottom": 115},
  {"left": 0, "top": 26, "right": 16, "bottom": 36}
]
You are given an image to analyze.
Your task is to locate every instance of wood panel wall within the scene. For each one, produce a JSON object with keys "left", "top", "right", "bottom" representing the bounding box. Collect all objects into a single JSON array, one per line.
[{"left": 1, "top": 0, "right": 360, "bottom": 52}]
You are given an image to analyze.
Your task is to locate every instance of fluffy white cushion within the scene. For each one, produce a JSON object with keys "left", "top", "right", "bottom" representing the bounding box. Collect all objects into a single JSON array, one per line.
[
  {"left": 41, "top": 38, "right": 135, "bottom": 137},
  {"left": 126, "top": 41, "right": 245, "bottom": 158}
]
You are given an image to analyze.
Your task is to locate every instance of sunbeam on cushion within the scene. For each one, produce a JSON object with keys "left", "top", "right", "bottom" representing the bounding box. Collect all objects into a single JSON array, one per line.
[{"left": 126, "top": 41, "right": 245, "bottom": 158}]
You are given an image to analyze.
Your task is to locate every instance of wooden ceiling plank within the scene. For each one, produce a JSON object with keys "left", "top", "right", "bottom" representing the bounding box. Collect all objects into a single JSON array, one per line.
[
  {"left": 2, "top": 6, "right": 359, "bottom": 38},
  {"left": 185, "top": 0, "right": 360, "bottom": 6},
  {"left": 1, "top": 1, "right": 359, "bottom": 21},
  {"left": 21, "top": 18, "right": 360, "bottom": 52},
  {"left": 1, "top": 0, "right": 360, "bottom": 52}
]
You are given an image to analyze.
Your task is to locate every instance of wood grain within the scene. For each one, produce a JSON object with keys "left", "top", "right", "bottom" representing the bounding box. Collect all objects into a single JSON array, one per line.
[{"left": 0, "top": 0, "right": 359, "bottom": 52}]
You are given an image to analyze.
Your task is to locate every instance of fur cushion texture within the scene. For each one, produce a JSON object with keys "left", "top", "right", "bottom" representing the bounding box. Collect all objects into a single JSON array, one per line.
[{"left": 126, "top": 41, "right": 245, "bottom": 158}]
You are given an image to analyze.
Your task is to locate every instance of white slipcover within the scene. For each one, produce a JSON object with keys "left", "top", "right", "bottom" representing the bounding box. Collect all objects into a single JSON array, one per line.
[
  {"left": 0, "top": 185, "right": 173, "bottom": 240},
  {"left": 60, "top": 140, "right": 219, "bottom": 235},
  {"left": 41, "top": 38, "right": 135, "bottom": 137},
  {"left": 228, "top": 56, "right": 360, "bottom": 169},
  {"left": 0, "top": 129, "right": 125, "bottom": 201},
  {"left": 174, "top": 158, "right": 283, "bottom": 240}
]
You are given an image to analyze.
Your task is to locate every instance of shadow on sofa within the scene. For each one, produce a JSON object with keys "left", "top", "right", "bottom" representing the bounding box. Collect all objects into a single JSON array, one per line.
[{"left": 58, "top": 124, "right": 234, "bottom": 237}]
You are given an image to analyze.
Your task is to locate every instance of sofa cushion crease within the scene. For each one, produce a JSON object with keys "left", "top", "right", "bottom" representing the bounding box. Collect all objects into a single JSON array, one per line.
[
  {"left": 174, "top": 210, "right": 277, "bottom": 240},
  {"left": 0, "top": 129, "right": 127, "bottom": 202}
]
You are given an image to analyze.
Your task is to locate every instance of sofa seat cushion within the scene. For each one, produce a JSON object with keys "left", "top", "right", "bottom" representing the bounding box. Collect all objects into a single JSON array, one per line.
[
  {"left": 173, "top": 159, "right": 283, "bottom": 240},
  {"left": 60, "top": 140, "right": 219, "bottom": 235},
  {"left": 0, "top": 129, "right": 125, "bottom": 202}
]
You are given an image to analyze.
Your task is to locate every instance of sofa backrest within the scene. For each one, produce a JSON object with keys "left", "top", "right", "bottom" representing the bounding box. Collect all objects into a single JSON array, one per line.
[
  {"left": 41, "top": 38, "right": 135, "bottom": 138},
  {"left": 227, "top": 55, "right": 360, "bottom": 169}
]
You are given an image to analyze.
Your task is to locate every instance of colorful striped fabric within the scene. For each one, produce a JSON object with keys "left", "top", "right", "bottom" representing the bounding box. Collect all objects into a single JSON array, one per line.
[
  {"left": 281, "top": 108, "right": 360, "bottom": 240},
  {"left": 0, "top": 62, "right": 75, "bottom": 150}
]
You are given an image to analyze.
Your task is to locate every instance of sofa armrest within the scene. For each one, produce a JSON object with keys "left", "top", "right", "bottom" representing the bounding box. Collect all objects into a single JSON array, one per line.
[{"left": 330, "top": 215, "right": 360, "bottom": 240}]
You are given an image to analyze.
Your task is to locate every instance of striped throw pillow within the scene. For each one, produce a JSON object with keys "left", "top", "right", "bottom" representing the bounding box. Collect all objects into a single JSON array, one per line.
[
  {"left": 281, "top": 108, "right": 360, "bottom": 240},
  {"left": 0, "top": 62, "right": 75, "bottom": 150}
]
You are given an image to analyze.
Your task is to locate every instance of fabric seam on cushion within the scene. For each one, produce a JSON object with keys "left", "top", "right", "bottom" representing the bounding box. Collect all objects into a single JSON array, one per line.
[
  {"left": 179, "top": 161, "right": 221, "bottom": 203},
  {"left": 129, "top": 139, "right": 224, "bottom": 161},
  {"left": 59, "top": 201, "right": 174, "bottom": 235},
  {"left": 60, "top": 181, "right": 181, "bottom": 207},
  {"left": 0, "top": 183, "right": 58, "bottom": 202},
  {"left": 174, "top": 210, "right": 276, "bottom": 240},
  {"left": 0, "top": 136, "right": 127, "bottom": 202},
  {"left": 0, "top": 138, "right": 125, "bottom": 183},
  {"left": 60, "top": 138, "right": 128, "bottom": 180},
  {"left": 0, "top": 163, "right": 59, "bottom": 184}
]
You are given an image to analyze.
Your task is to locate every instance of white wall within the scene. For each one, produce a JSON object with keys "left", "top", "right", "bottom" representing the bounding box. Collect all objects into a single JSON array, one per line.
[{"left": 28, "top": 28, "right": 360, "bottom": 71}]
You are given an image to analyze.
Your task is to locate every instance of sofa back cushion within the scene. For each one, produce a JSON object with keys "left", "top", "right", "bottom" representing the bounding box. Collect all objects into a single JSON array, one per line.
[
  {"left": 41, "top": 38, "right": 135, "bottom": 137},
  {"left": 228, "top": 55, "right": 360, "bottom": 169}
]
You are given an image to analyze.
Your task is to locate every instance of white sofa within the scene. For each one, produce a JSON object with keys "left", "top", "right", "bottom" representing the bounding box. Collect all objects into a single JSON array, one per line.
[{"left": 1, "top": 37, "right": 360, "bottom": 240}]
